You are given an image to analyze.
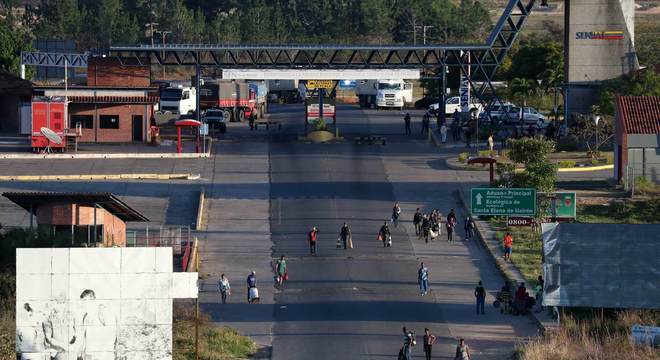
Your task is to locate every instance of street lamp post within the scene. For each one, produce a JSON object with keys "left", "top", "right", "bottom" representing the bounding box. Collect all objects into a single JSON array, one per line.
[
  {"left": 145, "top": 22, "right": 159, "bottom": 46},
  {"left": 154, "top": 30, "right": 172, "bottom": 80},
  {"left": 594, "top": 115, "right": 601, "bottom": 154}
]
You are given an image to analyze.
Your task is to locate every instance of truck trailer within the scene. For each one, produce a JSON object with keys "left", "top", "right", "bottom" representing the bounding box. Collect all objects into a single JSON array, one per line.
[{"left": 200, "top": 80, "right": 256, "bottom": 122}]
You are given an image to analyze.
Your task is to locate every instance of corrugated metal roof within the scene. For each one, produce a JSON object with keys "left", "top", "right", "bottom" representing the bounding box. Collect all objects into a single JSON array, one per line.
[
  {"left": 2, "top": 191, "right": 149, "bottom": 222},
  {"left": 616, "top": 95, "right": 660, "bottom": 134}
]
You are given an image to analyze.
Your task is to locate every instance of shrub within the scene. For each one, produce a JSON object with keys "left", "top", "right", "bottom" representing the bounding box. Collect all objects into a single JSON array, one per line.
[
  {"left": 590, "top": 158, "right": 600, "bottom": 166},
  {"left": 558, "top": 160, "right": 576, "bottom": 168},
  {"left": 478, "top": 149, "right": 494, "bottom": 157},
  {"left": 458, "top": 152, "right": 469, "bottom": 163}
]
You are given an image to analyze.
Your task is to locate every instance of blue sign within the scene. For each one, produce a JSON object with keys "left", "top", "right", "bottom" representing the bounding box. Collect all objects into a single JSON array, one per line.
[{"left": 338, "top": 80, "right": 356, "bottom": 89}]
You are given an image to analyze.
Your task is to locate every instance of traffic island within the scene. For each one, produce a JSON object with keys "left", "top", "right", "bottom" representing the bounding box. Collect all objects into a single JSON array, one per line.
[{"left": 299, "top": 130, "right": 343, "bottom": 143}]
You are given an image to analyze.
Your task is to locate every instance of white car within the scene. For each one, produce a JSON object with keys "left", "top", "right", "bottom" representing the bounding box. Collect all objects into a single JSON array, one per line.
[{"left": 429, "top": 96, "right": 484, "bottom": 115}]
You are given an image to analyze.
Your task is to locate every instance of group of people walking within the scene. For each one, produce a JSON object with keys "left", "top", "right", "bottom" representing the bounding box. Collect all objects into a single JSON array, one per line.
[
  {"left": 400, "top": 327, "right": 471, "bottom": 360},
  {"left": 413, "top": 208, "right": 473, "bottom": 244}
]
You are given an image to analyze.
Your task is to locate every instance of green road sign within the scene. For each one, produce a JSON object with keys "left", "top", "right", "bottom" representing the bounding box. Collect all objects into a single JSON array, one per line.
[
  {"left": 551, "top": 192, "right": 576, "bottom": 218},
  {"left": 471, "top": 188, "right": 536, "bottom": 216}
]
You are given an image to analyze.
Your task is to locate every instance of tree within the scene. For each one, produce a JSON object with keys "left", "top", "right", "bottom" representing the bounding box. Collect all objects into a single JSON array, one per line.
[
  {"left": 568, "top": 112, "right": 613, "bottom": 157},
  {"left": 506, "top": 41, "right": 563, "bottom": 81},
  {"left": 510, "top": 77, "right": 537, "bottom": 107},
  {"left": 34, "top": 0, "right": 83, "bottom": 40},
  {"left": 496, "top": 137, "right": 558, "bottom": 217},
  {"left": 96, "top": 0, "right": 139, "bottom": 47},
  {"left": 598, "top": 70, "right": 660, "bottom": 115},
  {"left": 0, "top": 18, "right": 34, "bottom": 77}
]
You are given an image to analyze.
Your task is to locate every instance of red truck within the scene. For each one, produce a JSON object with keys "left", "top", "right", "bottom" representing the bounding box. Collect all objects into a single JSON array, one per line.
[{"left": 200, "top": 80, "right": 256, "bottom": 122}]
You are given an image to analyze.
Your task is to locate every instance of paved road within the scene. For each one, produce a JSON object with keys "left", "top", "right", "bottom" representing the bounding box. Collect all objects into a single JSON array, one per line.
[{"left": 265, "top": 104, "right": 536, "bottom": 359}]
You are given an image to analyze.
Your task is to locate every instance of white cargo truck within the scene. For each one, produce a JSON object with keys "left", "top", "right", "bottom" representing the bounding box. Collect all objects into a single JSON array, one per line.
[
  {"left": 159, "top": 86, "right": 196, "bottom": 116},
  {"left": 355, "top": 80, "right": 413, "bottom": 109}
]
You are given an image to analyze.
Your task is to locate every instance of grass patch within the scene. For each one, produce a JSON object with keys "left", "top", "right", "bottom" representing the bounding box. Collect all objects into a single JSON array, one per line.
[
  {"left": 174, "top": 302, "right": 256, "bottom": 360},
  {"left": 488, "top": 217, "right": 542, "bottom": 284},
  {"left": 635, "top": 177, "right": 660, "bottom": 197},
  {"left": 577, "top": 198, "right": 660, "bottom": 224},
  {"left": 557, "top": 160, "right": 576, "bottom": 168},
  {"left": 516, "top": 309, "right": 660, "bottom": 360}
]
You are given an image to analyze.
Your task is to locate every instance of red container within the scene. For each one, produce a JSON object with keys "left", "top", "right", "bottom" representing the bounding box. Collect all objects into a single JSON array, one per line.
[{"left": 31, "top": 101, "right": 67, "bottom": 151}]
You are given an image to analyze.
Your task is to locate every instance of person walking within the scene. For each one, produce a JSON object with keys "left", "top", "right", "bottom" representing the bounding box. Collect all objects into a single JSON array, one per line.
[
  {"left": 454, "top": 338, "right": 471, "bottom": 360},
  {"left": 218, "top": 274, "right": 231, "bottom": 304},
  {"left": 339, "top": 222, "right": 352, "bottom": 249},
  {"left": 413, "top": 208, "right": 423, "bottom": 236},
  {"left": 379, "top": 222, "right": 392, "bottom": 247},
  {"left": 248, "top": 111, "right": 256, "bottom": 131},
  {"left": 392, "top": 202, "right": 401, "bottom": 227},
  {"left": 535, "top": 275, "right": 544, "bottom": 313},
  {"left": 488, "top": 133, "right": 494, "bottom": 154},
  {"left": 474, "top": 281, "right": 486, "bottom": 315},
  {"left": 404, "top": 113, "right": 412, "bottom": 135},
  {"left": 423, "top": 328, "right": 436, "bottom": 360},
  {"left": 418, "top": 262, "right": 429, "bottom": 296},
  {"left": 400, "top": 327, "right": 416, "bottom": 360},
  {"left": 498, "top": 281, "right": 512, "bottom": 314},
  {"left": 464, "top": 216, "right": 474, "bottom": 240},
  {"left": 421, "top": 214, "right": 431, "bottom": 242},
  {"left": 275, "top": 256, "right": 287, "bottom": 287},
  {"left": 308, "top": 226, "right": 318, "bottom": 256},
  {"left": 503, "top": 232, "right": 513, "bottom": 262},
  {"left": 446, "top": 209, "right": 457, "bottom": 242},
  {"left": 247, "top": 271, "right": 257, "bottom": 303},
  {"left": 440, "top": 123, "right": 448, "bottom": 144}
]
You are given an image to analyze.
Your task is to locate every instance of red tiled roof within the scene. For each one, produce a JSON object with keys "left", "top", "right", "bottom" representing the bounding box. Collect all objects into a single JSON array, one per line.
[
  {"left": 67, "top": 95, "right": 159, "bottom": 104},
  {"left": 615, "top": 95, "right": 660, "bottom": 134}
]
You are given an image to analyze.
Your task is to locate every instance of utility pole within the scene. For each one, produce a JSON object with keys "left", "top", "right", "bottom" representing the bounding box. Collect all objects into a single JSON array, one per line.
[
  {"left": 422, "top": 25, "right": 434, "bottom": 45},
  {"left": 145, "top": 22, "right": 159, "bottom": 46},
  {"left": 155, "top": 30, "right": 171, "bottom": 80}
]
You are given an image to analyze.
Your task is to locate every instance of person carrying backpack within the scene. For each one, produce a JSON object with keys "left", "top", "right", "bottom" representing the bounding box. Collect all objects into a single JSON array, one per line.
[
  {"left": 418, "top": 262, "right": 429, "bottom": 296},
  {"left": 474, "top": 281, "right": 486, "bottom": 315},
  {"left": 413, "top": 208, "right": 423, "bottom": 236}
]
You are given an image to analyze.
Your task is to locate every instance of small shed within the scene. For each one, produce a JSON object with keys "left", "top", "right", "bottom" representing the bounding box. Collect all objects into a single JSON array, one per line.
[
  {"left": 614, "top": 95, "right": 660, "bottom": 184},
  {"left": 2, "top": 192, "right": 148, "bottom": 247}
]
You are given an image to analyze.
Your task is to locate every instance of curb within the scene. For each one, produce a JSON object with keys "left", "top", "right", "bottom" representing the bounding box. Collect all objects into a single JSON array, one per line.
[
  {"left": 446, "top": 159, "right": 613, "bottom": 173},
  {"left": 0, "top": 152, "right": 211, "bottom": 160},
  {"left": 0, "top": 173, "right": 200, "bottom": 181},
  {"left": 196, "top": 187, "right": 206, "bottom": 231},
  {"left": 557, "top": 164, "right": 612, "bottom": 172},
  {"left": 455, "top": 188, "right": 552, "bottom": 334}
]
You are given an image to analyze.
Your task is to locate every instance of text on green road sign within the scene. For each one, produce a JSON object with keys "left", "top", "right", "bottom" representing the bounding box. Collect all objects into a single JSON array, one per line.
[{"left": 471, "top": 188, "right": 536, "bottom": 216}]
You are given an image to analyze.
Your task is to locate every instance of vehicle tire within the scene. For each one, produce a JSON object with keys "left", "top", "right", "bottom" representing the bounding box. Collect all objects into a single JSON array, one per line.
[
  {"left": 222, "top": 110, "right": 232, "bottom": 122},
  {"left": 238, "top": 109, "right": 245, "bottom": 122},
  {"left": 219, "top": 123, "right": 227, "bottom": 133}
]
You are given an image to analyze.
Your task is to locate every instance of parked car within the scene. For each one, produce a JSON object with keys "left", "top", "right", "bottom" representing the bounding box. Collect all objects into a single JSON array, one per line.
[
  {"left": 478, "top": 103, "right": 519, "bottom": 123},
  {"left": 202, "top": 108, "right": 226, "bottom": 133},
  {"left": 429, "top": 96, "right": 484, "bottom": 115}
]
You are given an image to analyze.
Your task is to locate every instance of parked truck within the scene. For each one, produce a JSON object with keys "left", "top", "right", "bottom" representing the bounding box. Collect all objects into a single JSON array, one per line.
[
  {"left": 268, "top": 80, "right": 300, "bottom": 103},
  {"left": 159, "top": 86, "right": 196, "bottom": 116},
  {"left": 355, "top": 79, "right": 413, "bottom": 109},
  {"left": 200, "top": 80, "right": 258, "bottom": 122}
]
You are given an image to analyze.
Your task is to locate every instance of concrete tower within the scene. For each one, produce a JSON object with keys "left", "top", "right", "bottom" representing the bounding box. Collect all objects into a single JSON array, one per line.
[{"left": 564, "top": 0, "right": 639, "bottom": 117}]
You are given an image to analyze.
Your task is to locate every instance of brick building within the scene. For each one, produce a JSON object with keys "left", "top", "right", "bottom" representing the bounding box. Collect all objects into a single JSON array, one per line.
[
  {"left": 614, "top": 95, "right": 660, "bottom": 184},
  {"left": 31, "top": 57, "right": 158, "bottom": 143},
  {"left": 2, "top": 192, "right": 148, "bottom": 247}
]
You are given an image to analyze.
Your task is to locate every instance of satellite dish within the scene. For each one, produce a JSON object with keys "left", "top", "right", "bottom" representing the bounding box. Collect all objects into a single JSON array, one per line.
[{"left": 40, "top": 127, "right": 62, "bottom": 145}]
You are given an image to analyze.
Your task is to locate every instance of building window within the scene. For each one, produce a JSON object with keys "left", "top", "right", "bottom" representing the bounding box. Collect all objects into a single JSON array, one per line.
[
  {"left": 70, "top": 115, "right": 94, "bottom": 129},
  {"left": 100, "top": 115, "right": 120, "bottom": 129}
]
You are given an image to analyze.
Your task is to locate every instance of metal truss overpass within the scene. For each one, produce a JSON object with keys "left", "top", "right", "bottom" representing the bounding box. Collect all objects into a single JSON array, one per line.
[{"left": 22, "top": 0, "right": 535, "bottom": 120}]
